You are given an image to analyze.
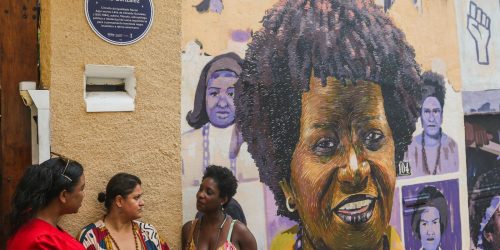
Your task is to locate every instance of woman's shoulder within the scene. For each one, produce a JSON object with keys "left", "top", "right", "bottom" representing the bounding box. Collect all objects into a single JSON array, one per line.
[
  {"left": 82, "top": 219, "right": 105, "bottom": 229},
  {"left": 79, "top": 220, "right": 104, "bottom": 232},
  {"left": 230, "top": 220, "right": 254, "bottom": 240},
  {"left": 134, "top": 220, "right": 170, "bottom": 250},
  {"left": 12, "top": 218, "right": 70, "bottom": 239},
  {"left": 7, "top": 220, "right": 53, "bottom": 248},
  {"left": 182, "top": 219, "right": 198, "bottom": 234},
  {"left": 134, "top": 220, "right": 159, "bottom": 232},
  {"left": 441, "top": 132, "right": 458, "bottom": 146},
  {"left": 9, "top": 220, "right": 85, "bottom": 250},
  {"left": 229, "top": 219, "right": 257, "bottom": 249},
  {"left": 78, "top": 220, "right": 106, "bottom": 242}
]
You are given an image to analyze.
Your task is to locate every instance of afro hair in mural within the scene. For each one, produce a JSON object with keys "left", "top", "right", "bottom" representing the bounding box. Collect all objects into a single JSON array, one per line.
[
  {"left": 235, "top": 0, "right": 422, "bottom": 221},
  {"left": 421, "top": 71, "right": 446, "bottom": 109}
]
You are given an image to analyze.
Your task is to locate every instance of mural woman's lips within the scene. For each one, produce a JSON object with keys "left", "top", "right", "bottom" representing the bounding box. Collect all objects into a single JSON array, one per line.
[
  {"left": 216, "top": 111, "right": 230, "bottom": 119},
  {"left": 333, "top": 194, "right": 376, "bottom": 225}
]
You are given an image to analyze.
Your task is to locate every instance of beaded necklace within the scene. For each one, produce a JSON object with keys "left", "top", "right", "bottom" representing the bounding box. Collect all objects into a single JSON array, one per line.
[
  {"left": 421, "top": 130, "right": 442, "bottom": 175},
  {"left": 202, "top": 124, "right": 237, "bottom": 174},
  {"left": 105, "top": 220, "right": 140, "bottom": 250}
]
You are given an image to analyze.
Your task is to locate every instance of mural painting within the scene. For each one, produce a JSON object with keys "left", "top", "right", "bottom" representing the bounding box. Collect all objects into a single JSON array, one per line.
[
  {"left": 456, "top": 0, "right": 500, "bottom": 91},
  {"left": 194, "top": 0, "right": 224, "bottom": 14},
  {"left": 402, "top": 72, "right": 459, "bottom": 178},
  {"left": 181, "top": 0, "right": 499, "bottom": 249},
  {"left": 402, "top": 180, "right": 462, "bottom": 250},
  {"left": 464, "top": 92, "right": 500, "bottom": 250},
  {"left": 235, "top": 1, "right": 424, "bottom": 249}
]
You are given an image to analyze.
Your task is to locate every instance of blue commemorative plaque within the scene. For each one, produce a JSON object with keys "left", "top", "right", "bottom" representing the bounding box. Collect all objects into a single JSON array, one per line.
[{"left": 85, "top": 0, "right": 154, "bottom": 45}]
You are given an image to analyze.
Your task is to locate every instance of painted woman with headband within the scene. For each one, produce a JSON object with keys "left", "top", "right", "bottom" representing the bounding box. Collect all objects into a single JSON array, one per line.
[
  {"left": 182, "top": 165, "right": 257, "bottom": 250},
  {"left": 182, "top": 52, "right": 260, "bottom": 187},
  {"left": 78, "top": 173, "right": 170, "bottom": 250},
  {"left": 8, "top": 157, "right": 86, "bottom": 249}
]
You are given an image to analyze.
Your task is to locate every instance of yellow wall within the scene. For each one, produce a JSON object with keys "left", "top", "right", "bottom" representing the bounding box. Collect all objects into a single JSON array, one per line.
[
  {"left": 389, "top": 0, "right": 462, "bottom": 91},
  {"left": 40, "top": 0, "right": 182, "bottom": 248},
  {"left": 181, "top": 0, "right": 275, "bottom": 55}
]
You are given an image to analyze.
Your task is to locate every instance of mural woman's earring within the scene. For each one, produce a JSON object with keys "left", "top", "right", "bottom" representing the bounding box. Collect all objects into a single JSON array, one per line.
[{"left": 286, "top": 196, "right": 296, "bottom": 212}]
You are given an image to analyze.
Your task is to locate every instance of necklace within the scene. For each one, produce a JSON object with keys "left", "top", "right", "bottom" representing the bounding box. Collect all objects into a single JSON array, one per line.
[
  {"left": 421, "top": 130, "right": 442, "bottom": 175},
  {"left": 195, "top": 213, "right": 227, "bottom": 250},
  {"left": 105, "top": 220, "right": 140, "bottom": 250},
  {"left": 202, "top": 124, "right": 237, "bottom": 174},
  {"left": 293, "top": 224, "right": 303, "bottom": 250}
]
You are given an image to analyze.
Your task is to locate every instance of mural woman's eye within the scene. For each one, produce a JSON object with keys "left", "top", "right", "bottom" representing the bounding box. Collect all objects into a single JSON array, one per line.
[
  {"left": 312, "top": 137, "right": 338, "bottom": 156},
  {"left": 364, "top": 130, "right": 384, "bottom": 151}
]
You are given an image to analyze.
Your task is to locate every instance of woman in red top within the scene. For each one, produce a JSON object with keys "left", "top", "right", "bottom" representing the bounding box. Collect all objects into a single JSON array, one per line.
[{"left": 7, "top": 156, "right": 86, "bottom": 250}]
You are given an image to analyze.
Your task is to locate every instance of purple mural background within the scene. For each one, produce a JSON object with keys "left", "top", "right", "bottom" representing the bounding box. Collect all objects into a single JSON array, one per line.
[
  {"left": 402, "top": 179, "right": 461, "bottom": 250},
  {"left": 390, "top": 188, "right": 402, "bottom": 237}
]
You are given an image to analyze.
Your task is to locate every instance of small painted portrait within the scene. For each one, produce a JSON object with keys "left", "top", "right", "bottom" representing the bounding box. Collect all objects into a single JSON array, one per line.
[
  {"left": 182, "top": 52, "right": 259, "bottom": 186},
  {"left": 465, "top": 113, "right": 500, "bottom": 250},
  {"left": 477, "top": 196, "right": 500, "bottom": 250},
  {"left": 402, "top": 180, "right": 461, "bottom": 250},
  {"left": 464, "top": 114, "right": 500, "bottom": 188},
  {"left": 469, "top": 169, "right": 500, "bottom": 250},
  {"left": 235, "top": 0, "right": 423, "bottom": 249},
  {"left": 404, "top": 72, "right": 459, "bottom": 177},
  {"left": 411, "top": 186, "right": 448, "bottom": 250}
]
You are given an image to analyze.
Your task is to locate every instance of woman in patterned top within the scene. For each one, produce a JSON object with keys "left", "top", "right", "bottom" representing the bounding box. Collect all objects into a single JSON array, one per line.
[{"left": 78, "top": 173, "right": 169, "bottom": 250}]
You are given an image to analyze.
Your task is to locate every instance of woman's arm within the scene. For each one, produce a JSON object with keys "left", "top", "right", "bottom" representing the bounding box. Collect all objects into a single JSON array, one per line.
[
  {"left": 233, "top": 222, "right": 257, "bottom": 250},
  {"left": 181, "top": 221, "right": 192, "bottom": 250}
]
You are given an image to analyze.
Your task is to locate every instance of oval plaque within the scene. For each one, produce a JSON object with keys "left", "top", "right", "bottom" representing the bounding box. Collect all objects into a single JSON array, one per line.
[{"left": 85, "top": 0, "right": 154, "bottom": 45}]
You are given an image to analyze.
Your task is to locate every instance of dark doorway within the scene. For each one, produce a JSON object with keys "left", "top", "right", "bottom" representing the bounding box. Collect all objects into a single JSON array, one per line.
[{"left": 0, "top": 0, "right": 38, "bottom": 247}]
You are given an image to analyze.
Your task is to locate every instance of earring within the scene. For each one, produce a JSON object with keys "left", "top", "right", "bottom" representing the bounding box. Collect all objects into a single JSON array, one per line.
[
  {"left": 286, "top": 196, "right": 296, "bottom": 212},
  {"left": 221, "top": 204, "right": 224, "bottom": 212}
]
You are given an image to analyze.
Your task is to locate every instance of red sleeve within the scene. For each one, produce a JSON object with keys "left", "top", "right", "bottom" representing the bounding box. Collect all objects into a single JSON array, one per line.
[
  {"left": 34, "top": 234, "right": 85, "bottom": 250},
  {"left": 33, "top": 235, "right": 63, "bottom": 250}
]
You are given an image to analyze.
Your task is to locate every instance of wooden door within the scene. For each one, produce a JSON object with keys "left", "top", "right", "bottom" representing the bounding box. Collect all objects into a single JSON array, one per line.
[{"left": 0, "top": 0, "right": 38, "bottom": 247}]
